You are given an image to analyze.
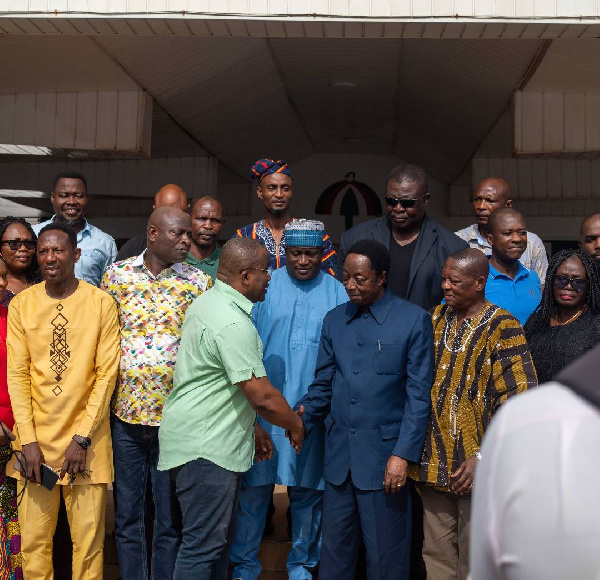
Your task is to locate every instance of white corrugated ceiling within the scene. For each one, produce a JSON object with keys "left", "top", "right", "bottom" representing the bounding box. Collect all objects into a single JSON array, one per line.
[{"left": 0, "top": 33, "right": 545, "bottom": 182}]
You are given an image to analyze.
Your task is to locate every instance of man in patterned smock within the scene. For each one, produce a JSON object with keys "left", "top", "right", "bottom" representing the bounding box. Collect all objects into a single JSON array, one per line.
[
  {"left": 101, "top": 207, "right": 211, "bottom": 580},
  {"left": 410, "top": 248, "right": 537, "bottom": 580},
  {"left": 234, "top": 159, "right": 337, "bottom": 275}
]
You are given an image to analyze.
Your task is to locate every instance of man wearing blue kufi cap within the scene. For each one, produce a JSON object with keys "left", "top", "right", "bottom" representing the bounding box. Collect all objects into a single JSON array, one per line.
[{"left": 230, "top": 220, "right": 348, "bottom": 580}]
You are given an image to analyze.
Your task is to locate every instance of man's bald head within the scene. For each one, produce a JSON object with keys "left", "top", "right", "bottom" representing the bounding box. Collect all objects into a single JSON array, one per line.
[
  {"left": 218, "top": 238, "right": 268, "bottom": 277},
  {"left": 446, "top": 248, "right": 489, "bottom": 280},
  {"left": 154, "top": 184, "right": 189, "bottom": 213},
  {"left": 473, "top": 178, "right": 514, "bottom": 229},
  {"left": 218, "top": 238, "right": 271, "bottom": 302},
  {"left": 146, "top": 206, "right": 192, "bottom": 266}
]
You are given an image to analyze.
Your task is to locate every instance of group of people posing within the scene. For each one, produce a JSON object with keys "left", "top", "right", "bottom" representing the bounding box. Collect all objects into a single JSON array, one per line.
[{"left": 0, "top": 158, "right": 598, "bottom": 580}]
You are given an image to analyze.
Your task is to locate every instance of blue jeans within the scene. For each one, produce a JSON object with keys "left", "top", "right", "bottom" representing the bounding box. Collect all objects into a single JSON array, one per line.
[
  {"left": 231, "top": 484, "right": 323, "bottom": 580},
  {"left": 172, "top": 457, "right": 241, "bottom": 580},
  {"left": 112, "top": 415, "right": 182, "bottom": 580}
]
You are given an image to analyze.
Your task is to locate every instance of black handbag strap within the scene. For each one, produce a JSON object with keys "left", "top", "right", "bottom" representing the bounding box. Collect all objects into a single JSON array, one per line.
[{"left": 556, "top": 344, "right": 600, "bottom": 410}]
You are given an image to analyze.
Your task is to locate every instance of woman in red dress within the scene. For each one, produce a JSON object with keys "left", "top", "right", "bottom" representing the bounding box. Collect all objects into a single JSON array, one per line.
[{"left": 0, "top": 254, "right": 22, "bottom": 579}]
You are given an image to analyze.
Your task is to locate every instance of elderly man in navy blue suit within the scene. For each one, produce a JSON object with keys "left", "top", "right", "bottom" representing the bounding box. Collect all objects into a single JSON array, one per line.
[{"left": 295, "top": 240, "right": 433, "bottom": 579}]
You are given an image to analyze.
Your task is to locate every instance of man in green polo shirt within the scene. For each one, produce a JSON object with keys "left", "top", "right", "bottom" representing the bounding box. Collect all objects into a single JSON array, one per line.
[
  {"left": 158, "top": 237, "right": 305, "bottom": 579},
  {"left": 185, "top": 196, "right": 225, "bottom": 282}
]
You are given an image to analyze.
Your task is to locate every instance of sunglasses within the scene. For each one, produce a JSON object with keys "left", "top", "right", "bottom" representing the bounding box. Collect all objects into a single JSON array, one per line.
[
  {"left": 385, "top": 196, "right": 424, "bottom": 209},
  {"left": 0, "top": 239, "right": 36, "bottom": 251},
  {"left": 553, "top": 274, "right": 588, "bottom": 293}
]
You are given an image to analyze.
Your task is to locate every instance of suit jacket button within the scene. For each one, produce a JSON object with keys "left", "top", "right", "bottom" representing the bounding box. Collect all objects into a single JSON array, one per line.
[{"left": 350, "top": 428, "right": 356, "bottom": 434}]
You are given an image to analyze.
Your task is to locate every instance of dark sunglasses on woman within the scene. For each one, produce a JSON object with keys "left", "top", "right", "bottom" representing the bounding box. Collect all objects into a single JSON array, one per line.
[
  {"left": 0, "top": 239, "right": 36, "bottom": 251},
  {"left": 553, "top": 274, "right": 589, "bottom": 293}
]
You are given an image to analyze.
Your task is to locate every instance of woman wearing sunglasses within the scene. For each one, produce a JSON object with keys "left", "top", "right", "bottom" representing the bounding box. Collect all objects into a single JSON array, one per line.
[
  {"left": 0, "top": 216, "right": 41, "bottom": 308},
  {"left": 524, "top": 249, "right": 600, "bottom": 384},
  {"left": 0, "top": 254, "right": 22, "bottom": 579}
]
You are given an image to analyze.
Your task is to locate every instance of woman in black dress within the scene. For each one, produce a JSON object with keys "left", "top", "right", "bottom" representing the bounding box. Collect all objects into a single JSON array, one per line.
[{"left": 525, "top": 249, "right": 600, "bottom": 383}]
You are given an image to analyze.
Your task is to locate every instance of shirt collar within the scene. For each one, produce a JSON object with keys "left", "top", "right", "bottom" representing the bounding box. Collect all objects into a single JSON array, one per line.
[
  {"left": 346, "top": 289, "right": 394, "bottom": 325},
  {"left": 50, "top": 216, "right": 90, "bottom": 237},
  {"left": 213, "top": 279, "right": 254, "bottom": 316},
  {"left": 131, "top": 251, "right": 185, "bottom": 275},
  {"left": 488, "top": 260, "right": 528, "bottom": 281}
]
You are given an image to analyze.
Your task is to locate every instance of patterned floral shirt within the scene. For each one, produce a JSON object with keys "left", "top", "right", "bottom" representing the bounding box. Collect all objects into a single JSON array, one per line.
[
  {"left": 234, "top": 220, "right": 338, "bottom": 275},
  {"left": 101, "top": 253, "right": 211, "bottom": 426}
]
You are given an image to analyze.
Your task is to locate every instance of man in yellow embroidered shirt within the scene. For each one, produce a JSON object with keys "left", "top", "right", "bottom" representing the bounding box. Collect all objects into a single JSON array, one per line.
[{"left": 7, "top": 222, "right": 120, "bottom": 580}]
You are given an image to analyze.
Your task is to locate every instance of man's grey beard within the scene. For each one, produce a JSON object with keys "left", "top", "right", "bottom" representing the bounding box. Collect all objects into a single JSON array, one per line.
[{"left": 267, "top": 207, "right": 287, "bottom": 218}]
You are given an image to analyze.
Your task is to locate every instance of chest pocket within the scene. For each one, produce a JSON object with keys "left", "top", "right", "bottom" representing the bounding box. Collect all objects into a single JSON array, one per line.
[{"left": 375, "top": 342, "right": 406, "bottom": 375}]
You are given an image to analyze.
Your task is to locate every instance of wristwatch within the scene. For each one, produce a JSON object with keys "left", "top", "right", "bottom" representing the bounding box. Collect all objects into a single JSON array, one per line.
[
  {"left": 72, "top": 435, "right": 91, "bottom": 450},
  {"left": 475, "top": 451, "right": 483, "bottom": 461}
]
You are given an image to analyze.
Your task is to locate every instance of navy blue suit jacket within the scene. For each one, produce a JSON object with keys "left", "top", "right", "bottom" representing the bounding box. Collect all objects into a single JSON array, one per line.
[
  {"left": 336, "top": 215, "right": 468, "bottom": 311},
  {"left": 296, "top": 290, "right": 434, "bottom": 491}
]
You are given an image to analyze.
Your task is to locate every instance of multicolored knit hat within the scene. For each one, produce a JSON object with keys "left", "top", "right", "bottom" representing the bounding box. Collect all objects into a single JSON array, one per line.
[
  {"left": 284, "top": 220, "right": 325, "bottom": 248},
  {"left": 249, "top": 159, "right": 292, "bottom": 181}
]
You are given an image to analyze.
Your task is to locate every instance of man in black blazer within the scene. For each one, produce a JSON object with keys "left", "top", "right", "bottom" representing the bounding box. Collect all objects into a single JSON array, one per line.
[{"left": 337, "top": 164, "right": 467, "bottom": 311}]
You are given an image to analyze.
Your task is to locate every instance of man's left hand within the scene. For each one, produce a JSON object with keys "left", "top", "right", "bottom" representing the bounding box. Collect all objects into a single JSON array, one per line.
[
  {"left": 59, "top": 440, "right": 87, "bottom": 480},
  {"left": 451, "top": 455, "right": 478, "bottom": 495},
  {"left": 383, "top": 455, "right": 408, "bottom": 494}
]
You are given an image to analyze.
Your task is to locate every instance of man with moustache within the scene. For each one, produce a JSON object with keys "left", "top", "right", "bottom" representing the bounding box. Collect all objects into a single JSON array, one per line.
[
  {"left": 295, "top": 240, "right": 434, "bottom": 580},
  {"left": 116, "top": 184, "right": 190, "bottom": 261},
  {"left": 235, "top": 159, "right": 337, "bottom": 274},
  {"left": 455, "top": 177, "right": 548, "bottom": 282},
  {"left": 230, "top": 220, "right": 347, "bottom": 580},
  {"left": 158, "top": 238, "right": 306, "bottom": 578},
  {"left": 187, "top": 196, "right": 225, "bottom": 283},
  {"left": 33, "top": 171, "right": 117, "bottom": 286},
  {"left": 101, "top": 207, "right": 211, "bottom": 580},
  {"left": 7, "top": 223, "right": 121, "bottom": 579},
  {"left": 484, "top": 208, "right": 542, "bottom": 325},
  {"left": 579, "top": 213, "right": 600, "bottom": 265},
  {"left": 337, "top": 164, "right": 466, "bottom": 311}
]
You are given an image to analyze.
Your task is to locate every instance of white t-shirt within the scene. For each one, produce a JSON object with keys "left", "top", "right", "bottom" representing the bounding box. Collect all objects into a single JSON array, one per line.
[{"left": 470, "top": 383, "right": 600, "bottom": 580}]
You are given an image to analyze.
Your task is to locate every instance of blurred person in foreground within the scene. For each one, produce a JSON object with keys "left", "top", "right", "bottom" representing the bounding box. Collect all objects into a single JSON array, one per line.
[
  {"left": 411, "top": 248, "right": 537, "bottom": 580},
  {"left": 470, "top": 344, "right": 600, "bottom": 579}
]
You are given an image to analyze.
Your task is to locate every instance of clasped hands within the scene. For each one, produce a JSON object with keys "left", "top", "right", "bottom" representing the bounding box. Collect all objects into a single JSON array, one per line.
[
  {"left": 20, "top": 438, "right": 87, "bottom": 485},
  {"left": 253, "top": 406, "right": 306, "bottom": 462}
]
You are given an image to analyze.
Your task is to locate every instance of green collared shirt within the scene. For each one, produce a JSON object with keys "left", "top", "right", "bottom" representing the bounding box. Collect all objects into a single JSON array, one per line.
[
  {"left": 158, "top": 280, "right": 266, "bottom": 473},
  {"left": 185, "top": 246, "right": 221, "bottom": 283}
]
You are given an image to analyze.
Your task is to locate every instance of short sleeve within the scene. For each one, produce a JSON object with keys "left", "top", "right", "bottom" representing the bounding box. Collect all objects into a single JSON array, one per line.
[{"left": 214, "top": 321, "right": 266, "bottom": 385}]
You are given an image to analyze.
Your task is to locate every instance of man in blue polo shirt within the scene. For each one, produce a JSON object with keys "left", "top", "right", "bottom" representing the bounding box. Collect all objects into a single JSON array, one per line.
[{"left": 484, "top": 208, "right": 542, "bottom": 325}]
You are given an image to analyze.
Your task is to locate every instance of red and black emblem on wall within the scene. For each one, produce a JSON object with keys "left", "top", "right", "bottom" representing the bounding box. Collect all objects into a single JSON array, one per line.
[{"left": 315, "top": 172, "right": 382, "bottom": 231}]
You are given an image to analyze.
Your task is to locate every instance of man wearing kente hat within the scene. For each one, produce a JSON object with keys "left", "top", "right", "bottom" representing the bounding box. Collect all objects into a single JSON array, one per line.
[
  {"left": 234, "top": 159, "right": 338, "bottom": 275},
  {"left": 230, "top": 220, "right": 347, "bottom": 580}
]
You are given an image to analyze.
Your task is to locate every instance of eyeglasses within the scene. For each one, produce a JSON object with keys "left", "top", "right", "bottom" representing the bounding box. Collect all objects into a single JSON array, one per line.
[
  {"left": 384, "top": 195, "right": 425, "bottom": 209},
  {"left": 553, "top": 274, "right": 589, "bottom": 293},
  {"left": 0, "top": 239, "right": 36, "bottom": 251}
]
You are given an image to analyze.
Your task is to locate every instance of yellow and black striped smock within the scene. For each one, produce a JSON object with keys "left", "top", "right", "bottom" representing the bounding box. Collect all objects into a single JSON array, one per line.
[{"left": 411, "top": 301, "right": 538, "bottom": 490}]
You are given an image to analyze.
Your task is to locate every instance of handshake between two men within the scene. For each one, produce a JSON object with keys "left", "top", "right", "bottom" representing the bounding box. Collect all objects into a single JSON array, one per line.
[
  {"left": 254, "top": 405, "right": 306, "bottom": 463},
  {"left": 236, "top": 374, "right": 306, "bottom": 463}
]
